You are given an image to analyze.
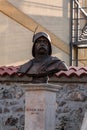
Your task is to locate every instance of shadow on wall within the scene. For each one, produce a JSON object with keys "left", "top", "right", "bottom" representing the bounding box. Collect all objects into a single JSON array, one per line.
[{"left": 8, "top": 0, "right": 24, "bottom": 9}]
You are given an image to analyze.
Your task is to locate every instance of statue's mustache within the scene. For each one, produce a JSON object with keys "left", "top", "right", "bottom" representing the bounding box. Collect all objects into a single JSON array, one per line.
[{"left": 38, "top": 46, "right": 47, "bottom": 50}]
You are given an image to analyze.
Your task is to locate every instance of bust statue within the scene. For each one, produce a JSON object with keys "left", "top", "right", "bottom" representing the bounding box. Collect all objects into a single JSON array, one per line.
[{"left": 18, "top": 32, "right": 68, "bottom": 83}]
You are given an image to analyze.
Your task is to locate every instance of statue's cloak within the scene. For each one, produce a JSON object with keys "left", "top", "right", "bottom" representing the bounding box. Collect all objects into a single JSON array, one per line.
[{"left": 18, "top": 56, "right": 68, "bottom": 77}]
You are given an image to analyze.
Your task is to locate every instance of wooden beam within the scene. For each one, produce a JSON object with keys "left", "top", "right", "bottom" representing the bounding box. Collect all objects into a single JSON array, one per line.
[
  {"left": 85, "top": 0, "right": 87, "bottom": 6},
  {"left": 0, "top": 0, "right": 69, "bottom": 54}
]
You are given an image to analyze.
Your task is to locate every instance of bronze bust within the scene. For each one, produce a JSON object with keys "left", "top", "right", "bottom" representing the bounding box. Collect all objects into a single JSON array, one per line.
[{"left": 18, "top": 32, "right": 68, "bottom": 83}]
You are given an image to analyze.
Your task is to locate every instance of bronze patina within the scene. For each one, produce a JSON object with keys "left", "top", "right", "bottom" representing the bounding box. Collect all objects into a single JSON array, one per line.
[{"left": 18, "top": 32, "right": 68, "bottom": 83}]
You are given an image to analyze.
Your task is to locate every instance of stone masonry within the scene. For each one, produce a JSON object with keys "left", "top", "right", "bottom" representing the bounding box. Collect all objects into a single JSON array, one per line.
[
  {"left": 0, "top": 82, "right": 87, "bottom": 130},
  {"left": 56, "top": 83, "right": 87, "bottom": 130},
  {"left": 0, "top": 84, "right": 25, "bottom": 130}
]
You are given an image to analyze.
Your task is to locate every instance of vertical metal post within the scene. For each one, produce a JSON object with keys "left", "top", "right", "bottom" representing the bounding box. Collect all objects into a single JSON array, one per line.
[
  {"left": 70, "top": 43, "right": 73, "bottom": 66},
  {"left": 75, "top": 47, "right": 78, "bottom": 66},
  {"left": 76, "top": 0, "right": 79, "bottom": 42},
  {"left": 75, "top": 0, "right": 79, "bottom": 66},
  {"left": 76, "top": 0, "right": 79, "bottom": 66},
  {"left": 70, "top": 0, "right": 73, "bottom": 66}
]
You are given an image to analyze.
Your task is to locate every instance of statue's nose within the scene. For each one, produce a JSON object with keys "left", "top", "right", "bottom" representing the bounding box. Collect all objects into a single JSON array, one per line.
[{"left": 41, "top": 41, "right": 45, "bottom": 46}]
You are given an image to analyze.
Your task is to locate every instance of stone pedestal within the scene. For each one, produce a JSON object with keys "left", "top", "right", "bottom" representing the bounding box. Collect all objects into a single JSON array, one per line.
[
  {"left": 21, "top": 83, "right": 59, "bottom": 130},
  {"left": 81, "top": 112, "right": 87, "bottom": 130}
]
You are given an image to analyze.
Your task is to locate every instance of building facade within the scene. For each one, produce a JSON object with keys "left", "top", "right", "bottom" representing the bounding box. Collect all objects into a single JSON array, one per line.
[{"left": 0, "top": 0, "right": 87, "bottom": 66}]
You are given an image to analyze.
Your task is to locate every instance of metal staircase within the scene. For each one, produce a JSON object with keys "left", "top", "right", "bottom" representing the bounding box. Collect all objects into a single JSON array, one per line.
[
  {"left": 70, "top": 0, "right": 87, "bottom": 66},
  {"left": 79, "top": 23, "right": 87, "bottom": 42}
]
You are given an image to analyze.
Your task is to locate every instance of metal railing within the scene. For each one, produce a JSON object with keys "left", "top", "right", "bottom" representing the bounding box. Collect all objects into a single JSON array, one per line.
[{"left": 70, "top": 0, "right": 87, "bottom": 66}]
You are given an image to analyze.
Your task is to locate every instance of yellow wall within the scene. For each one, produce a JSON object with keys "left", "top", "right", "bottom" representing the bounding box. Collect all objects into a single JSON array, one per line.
[{"left": 0, "top": 0, "right": 72, "bottom": 66}]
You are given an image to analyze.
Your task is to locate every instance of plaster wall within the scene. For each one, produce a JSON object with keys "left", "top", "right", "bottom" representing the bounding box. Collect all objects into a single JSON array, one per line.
[{"left": 0, "top": 0, "right": 70, "bottom": 66}]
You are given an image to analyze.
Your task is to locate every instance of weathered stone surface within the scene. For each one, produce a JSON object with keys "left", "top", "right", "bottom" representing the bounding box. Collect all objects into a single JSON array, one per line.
[
  {"left": 15, "top": 107, "right": 24, "bottom": 112},
  {"left": 0, "top": 84, "right": 25, "bottom": 130},
  {"left": 68, "top": 92, "right": 87, "bottom": 101},
  {"left": 5, "top": 116, "right": 18, "bottom": 126},
  {"left": 0, "top": 108, "right": 2, "bottom": 113},
  {"left": 4, "top": 108, "right": 10, "bottom": 113},
  {"left": 58, "top": 101, "right": 66, "bottom": 107},
  {"left": 24, "top": 84, "right": 57, "bottom": 130},
  {"left": 56, "top": 83, "right": 87, "bottom": 130},
  {"left": 0, "top": 83, "right": 87, "bottom": 130}
]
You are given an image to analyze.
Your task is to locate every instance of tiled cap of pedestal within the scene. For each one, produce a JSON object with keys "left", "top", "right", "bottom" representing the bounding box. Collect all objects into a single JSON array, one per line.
[
  {"left": 0, "top": 66, "right": 87, "bottom": 77},
  {"left": 55, "top": 66, "right": 87, "bottom": 77},
  {"left": 0, "top": 66, "right": 87, "bottom": 83}
]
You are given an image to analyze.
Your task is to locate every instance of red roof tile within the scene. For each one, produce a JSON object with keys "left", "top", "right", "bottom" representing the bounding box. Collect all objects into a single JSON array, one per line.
[
  {"left": 0, "top": 66, "right": 19, "bottom": 76},
  {"left": 0, "top": 66, "right": 87, "bottom": 77},
  {"left": 55, "top": 66, "right": 87, "bottom": 77}
]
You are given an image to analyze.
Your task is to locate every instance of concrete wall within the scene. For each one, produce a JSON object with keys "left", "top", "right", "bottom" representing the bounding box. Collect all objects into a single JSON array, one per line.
[{"left": 0, "top": 0, "right": 70, "bottom": 66}]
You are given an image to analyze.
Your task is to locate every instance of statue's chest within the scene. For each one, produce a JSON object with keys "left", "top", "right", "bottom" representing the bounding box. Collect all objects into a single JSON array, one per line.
[{"left": 27, "top": 61, "right": 45, "bottom": 74}]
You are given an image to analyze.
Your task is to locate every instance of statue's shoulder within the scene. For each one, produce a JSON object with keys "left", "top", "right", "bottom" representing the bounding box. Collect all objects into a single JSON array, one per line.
[
  {"left": 52, "top": 56, "right": 59, "bottom": 60},
  {"left": 50, "top": 56, "right": 61, "bottom": 61},
  {"left": 17, "top": 59, "right": 34, "bottom": 73},
  {"left": 49, "top": 56, "right": 68, "bottom": 71}
]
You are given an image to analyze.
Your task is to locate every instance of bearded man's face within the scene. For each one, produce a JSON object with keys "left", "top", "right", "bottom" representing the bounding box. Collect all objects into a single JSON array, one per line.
[{"left": 34, "top": 36, "right": 49, "bottom": 56}]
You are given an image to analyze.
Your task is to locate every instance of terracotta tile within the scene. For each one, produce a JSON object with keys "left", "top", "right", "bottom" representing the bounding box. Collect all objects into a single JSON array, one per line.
[{"left": 0, "top": 66, "right": 87, "bottom": 77}]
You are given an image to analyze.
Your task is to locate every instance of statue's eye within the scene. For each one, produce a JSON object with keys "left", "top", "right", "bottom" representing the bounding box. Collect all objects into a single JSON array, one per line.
[{"left": 36, "top": 39, "right": 49, "bottom": 46}]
